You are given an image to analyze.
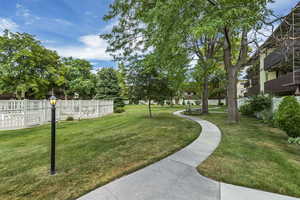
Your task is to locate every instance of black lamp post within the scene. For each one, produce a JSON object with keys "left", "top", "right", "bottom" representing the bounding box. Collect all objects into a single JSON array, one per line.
[{"left": 49, "top": 95, "right": 57, "bottom": 175}]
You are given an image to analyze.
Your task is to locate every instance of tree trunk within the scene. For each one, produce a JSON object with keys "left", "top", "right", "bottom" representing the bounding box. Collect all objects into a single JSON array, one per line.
[
  {"left": 148, "top": 99, "right": 152, "bottom": 118},
  {"left": 223, "top": 27, "right": 240, "bottom": 123},
  {"left": 202, "top": 76, "right": 209, "bottom": 114},
  {"left": 227, "top": 66, "right": 239, "bottom": 123}
]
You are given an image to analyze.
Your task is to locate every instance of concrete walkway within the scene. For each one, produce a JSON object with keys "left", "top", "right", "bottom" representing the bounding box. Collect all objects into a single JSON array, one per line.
[{"left": 77, "top": 111, "right": 299, "bottom": 200}]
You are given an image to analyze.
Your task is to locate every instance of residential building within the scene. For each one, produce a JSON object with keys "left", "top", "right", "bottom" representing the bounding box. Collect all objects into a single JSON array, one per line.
[{"left": 245, "top": 2, "right": 300, "bottom": 96}]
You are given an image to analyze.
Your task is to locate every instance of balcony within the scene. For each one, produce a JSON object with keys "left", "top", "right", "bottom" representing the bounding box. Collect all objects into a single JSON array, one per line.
[
  {"left": 264, "top": 49, "right": 286, "bottom": 70},
  {"left": 246, "top": 84, "right": 260, "bottom": 96},
  {"left": 264, "top": 72, "right": 297, "bottom": 94},
  {"left": 264, "top": 40, "right": 300, "bottom": 71}
]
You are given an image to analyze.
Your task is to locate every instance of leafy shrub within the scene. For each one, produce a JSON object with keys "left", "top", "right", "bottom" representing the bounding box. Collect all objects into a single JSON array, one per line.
[
  {"left": 249, "top": 95, "right": 272, "bottom": 113},
  {"left": 219, "top": 102, "right": 224, "bottom": 106},
  {"left": 275, "top": 96, "right": 300, "bottom": 138},
  {"left": 239, "top": 95, "right": 272, "bottom": 116},
  {"left": 260, "top": 109, "right": 274, "bottom": 125},
  {"left": 182, "top": 101, "right": 186, "bottom": 105},
  {"left": 288, "top": 137, "right": 300, "bottom": 145},
  {"left": 114, "top": 97, "right": 125, "bottom": 109},
  {"left": 66, "top": 116, "right": 74, "bottom": 121},
  {"left": 239, "top": 103, "right": 253, "bottom": 116},
  {"left": 114, "top": 107, "right": 125, "bottom": 113}
]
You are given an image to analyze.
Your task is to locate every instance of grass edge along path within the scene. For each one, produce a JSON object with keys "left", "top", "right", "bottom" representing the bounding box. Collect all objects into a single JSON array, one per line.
[
  {"left": 196, "top": 113, "right": 300, "bottom": 198},
  {"left": 0, "top": 105, "right": 200, "bottom": 200}
]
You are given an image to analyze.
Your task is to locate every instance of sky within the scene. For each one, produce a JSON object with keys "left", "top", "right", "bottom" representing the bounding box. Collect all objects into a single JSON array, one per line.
[{"left": 0, "top": 0, "right": 299, "bottom": 70}]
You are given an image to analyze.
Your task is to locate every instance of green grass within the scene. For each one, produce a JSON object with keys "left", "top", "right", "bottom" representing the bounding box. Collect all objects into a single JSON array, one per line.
[
  {"left": 0, "top": 105, "right": 200, "bottom": 200},
  {"left": 197, "top": 113, "right": 300, "bottom": 198}
]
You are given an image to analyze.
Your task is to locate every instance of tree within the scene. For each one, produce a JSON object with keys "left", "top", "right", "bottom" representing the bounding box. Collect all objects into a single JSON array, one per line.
[
  {"left": 127, "top": 60, "right": 172, "bottom": 118},
  {"left": 62, "top": 57, "right": 96, "bottom": 99},
  {"left": 102, "top": 0, "right": 272, "bottom": 122},
  {"left": 95, "top": 67, "right": 124, "bottom": 109},
  {"left": 200, "top": 0, "right": 271, "bottom": 122},
  {"left": 0, "top": 30, "right": 65, "bottom": 99},
  {"left": 117, "top": 63, "right": 129, "bottom": 99}
]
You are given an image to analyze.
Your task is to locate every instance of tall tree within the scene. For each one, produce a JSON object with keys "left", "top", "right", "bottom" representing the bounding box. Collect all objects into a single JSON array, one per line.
[
  {"left": 62, "top": 57, "right": 96, "bottom": 99},
  {"left": 127, "top": 57, "right": 172, "bottom": 117},
  {"left": 117, "top": 63, "right": 129, "bottom": 99},
  {"left": 95, "top": 67, "right": 124, "bottom": 109},
  {"left": 201, "top": 0, "right": 271, "bottom": 122},
  {"left": 103, "top": 0, "right": 271, "bottom": 122},
  {"left": 0, "top": 30, "right": 65, "bottom": 99}
]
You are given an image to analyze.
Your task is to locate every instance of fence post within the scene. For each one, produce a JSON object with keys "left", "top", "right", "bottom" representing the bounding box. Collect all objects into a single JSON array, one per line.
[
  {"left": 79, "top": 100, "right": 82, "bottom": 119},
  {"left": 23, "top": 99, "right": 28, "bottom": 128},
  {"left": 96, "top": 100, "right": 99, "bottom": 117}
]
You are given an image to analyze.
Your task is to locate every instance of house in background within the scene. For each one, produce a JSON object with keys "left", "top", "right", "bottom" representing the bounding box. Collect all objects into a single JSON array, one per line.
[
  {"left": 245, "top": 2, "right": 300, "bottom": 97},
  {"left": 237, "top": 80, "right": 247, "bottom": 98}
]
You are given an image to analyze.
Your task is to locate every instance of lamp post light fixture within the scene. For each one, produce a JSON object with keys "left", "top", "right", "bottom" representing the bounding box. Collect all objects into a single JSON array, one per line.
[{"left": 49, "top": 95, "right": 57, "bottom": 175}]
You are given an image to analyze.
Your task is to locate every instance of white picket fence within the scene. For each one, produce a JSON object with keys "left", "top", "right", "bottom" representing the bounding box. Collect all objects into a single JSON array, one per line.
[{"left": 0, "top": 100, "right": 114, "bottom": 130}]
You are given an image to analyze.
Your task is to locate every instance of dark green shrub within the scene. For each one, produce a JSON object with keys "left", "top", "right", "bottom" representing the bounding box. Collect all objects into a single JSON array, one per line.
[
  {"left": 182, "top": 101, "right": 186, "bottom": 105},
  {"left": 275, "top": 96, "right": 300, "bottom": 138},
  {"left": 114, "top": 107, "right": 125, "bottom": 113},
  {"left": 114, "top": 97, "right": 125, "bottom": 109},
  {"left": 239, "top": 95, "right": 272, "bottom": 117},
  {"left": 66, "top": 116, "right": 74, "bottom": 121},
  {"left": 249, "top": 95, "right": 272, "bottom": 113},
  {"left": 239, "top": 103, "right": 253, "bottom": 116}
]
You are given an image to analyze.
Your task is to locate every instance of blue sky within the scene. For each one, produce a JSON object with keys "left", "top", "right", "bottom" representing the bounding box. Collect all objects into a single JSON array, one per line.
[{"left": 0, "top": 0, "right": 299, "bottom": 70}]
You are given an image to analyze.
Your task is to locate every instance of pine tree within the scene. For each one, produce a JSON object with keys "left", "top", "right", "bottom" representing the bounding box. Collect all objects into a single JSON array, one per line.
[{"left": 95, "top": 67, "right": 124, "bottom": 109}]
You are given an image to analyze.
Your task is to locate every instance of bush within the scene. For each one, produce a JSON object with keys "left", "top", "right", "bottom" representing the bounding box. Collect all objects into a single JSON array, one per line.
[
  {"left": 288, "top": 137, "right": 300, "bottom": 145},
  {"left": 249, "top": 95, "right": 272, "bottom": 113},
  {"left": 239, "top": 103, "right": 254, "bottom": 116},
  {"left": 114, "top": 97, "right": 125, "bottom": 108},
  {"left": 114, "top": 107, "right": 125, "bottom": 113},
  {"left": 66, "top": 116, "right": 74, "bottom": 121},
  {"left": 239, "top": 95, "right": 272, "bottom": 116},
  {"left": 275, "top": 96, "right": 300, "bottom": 138},
  {"left": 260, "top": 109, "right": 274, "bottom": 125}
]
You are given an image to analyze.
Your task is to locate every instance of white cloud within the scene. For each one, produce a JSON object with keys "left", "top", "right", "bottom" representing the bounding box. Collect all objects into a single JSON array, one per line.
[
  {"left": 16, "top": 3, "right": 40, "bottom": 25},
  {"left": 49, "top": 34, "right": 112, "bottom": 61},
  {"left": 54, "top": 18, "right": 73, "bottom": 26},
  {"left": 0, "top": 18, "right": 19, "bottom": 33}
]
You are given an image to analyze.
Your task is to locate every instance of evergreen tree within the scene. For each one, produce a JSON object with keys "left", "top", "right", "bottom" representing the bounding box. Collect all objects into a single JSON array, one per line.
[{"left": 95, "top": 67, "right": 124, "bottom": 109}]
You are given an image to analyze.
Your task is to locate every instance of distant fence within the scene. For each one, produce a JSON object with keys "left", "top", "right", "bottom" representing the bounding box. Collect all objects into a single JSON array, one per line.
[{"left": 0, "top": 100, "right": 114, "bottom": 130}]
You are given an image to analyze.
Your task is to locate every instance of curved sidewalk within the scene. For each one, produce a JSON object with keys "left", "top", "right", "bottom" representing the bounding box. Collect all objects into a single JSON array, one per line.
[{"left": 77, "top": 111, "right": 299, "bottom": 200}]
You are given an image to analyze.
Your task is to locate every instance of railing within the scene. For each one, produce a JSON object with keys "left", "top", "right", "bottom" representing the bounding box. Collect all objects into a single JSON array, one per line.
[
  {"left": 264, "top": 72, "right": 296, "bottom": 94},
  {"left": 0, "top": 100, "right": 114, "bottom": 131},
  {"left": 264, "top": 49, "right": 285, "bottom": 70}
]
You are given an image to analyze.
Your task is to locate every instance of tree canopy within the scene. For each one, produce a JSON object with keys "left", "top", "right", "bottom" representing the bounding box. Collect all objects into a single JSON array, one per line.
[
  {"left": 0, "top": 30, "right": 65, "bottom": 99},
  {"left": 102, "top": 0, "right": 273, "bottom": 122}
]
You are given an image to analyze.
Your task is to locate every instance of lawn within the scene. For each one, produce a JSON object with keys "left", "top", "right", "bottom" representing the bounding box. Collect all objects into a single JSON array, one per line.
[
  {"left": 0, "top": 105, "right": 200, "bottom": 200},
  {"left": 197, "top": 113, "right": 300, "bottom": 198}
]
